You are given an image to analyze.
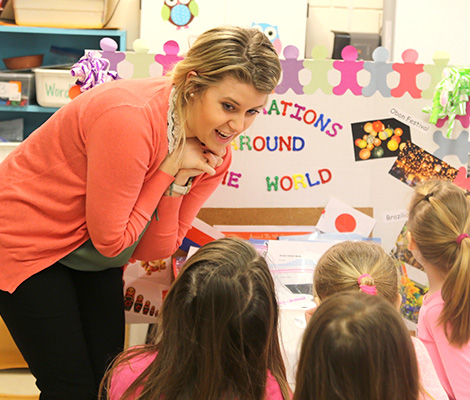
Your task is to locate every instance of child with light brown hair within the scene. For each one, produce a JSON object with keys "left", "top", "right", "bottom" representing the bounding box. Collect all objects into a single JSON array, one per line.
[
  {"left": 100, "top": 237, "right": 291, "bottom": 400},
  {"left": 308, "top": 240, "right": 447, "bottom": 400},
  {"left": 295, "top": 291, "right": 421, "bottom": 400},
  {"left": 407, "top": 180, "right": 470, "bottom": 400}
]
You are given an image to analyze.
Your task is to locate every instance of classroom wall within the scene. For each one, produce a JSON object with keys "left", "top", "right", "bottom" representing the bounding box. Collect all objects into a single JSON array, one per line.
[
  {"left": 106, "top": 0, "right": 385, "bottom": 54},
  {"left": 383, "top": 0, "right": 470, "bottom": 65},
  {"left": 306, "top": 0, "right": 383, "bottom": 58}
]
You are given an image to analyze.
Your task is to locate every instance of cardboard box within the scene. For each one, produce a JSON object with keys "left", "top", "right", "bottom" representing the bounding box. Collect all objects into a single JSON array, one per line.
[
  {"left": 13, "top": 0, "right": 107, "bottom": 29},
  {"left": 33, "top": 67, "right": 76, "bottom": 108}
]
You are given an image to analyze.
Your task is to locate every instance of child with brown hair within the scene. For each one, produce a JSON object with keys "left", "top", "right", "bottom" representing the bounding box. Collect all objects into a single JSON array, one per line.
[
  {"left": 407, "top": 179, "right": 470, "bottom": 399},
  {"left": 100, "top": 237, "right": 291, "bottom": 400},
  {"left": 294, "top": 291, "right": 421, "bottom": 400},
  {"left": 308, "top": 240, "right": 447, "bottom": 400}
]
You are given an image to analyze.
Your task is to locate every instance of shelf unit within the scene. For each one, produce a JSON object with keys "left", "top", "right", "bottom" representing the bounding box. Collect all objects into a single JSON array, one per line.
[{"left": 0, "top": 25, "right": 126, "bottom": 139}]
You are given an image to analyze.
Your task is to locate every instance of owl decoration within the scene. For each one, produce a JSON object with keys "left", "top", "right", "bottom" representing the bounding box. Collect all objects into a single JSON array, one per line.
[
  {"left": 251, "top": 23, "right": 282, "bottom": 54},
  {"left": 162, "top": 0, "right": 199, "bottom": 29}
]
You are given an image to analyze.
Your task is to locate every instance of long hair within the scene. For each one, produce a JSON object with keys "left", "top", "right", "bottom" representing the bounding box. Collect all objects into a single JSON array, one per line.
[
  {"left": 101, "top": 237, "right": 290, "bottom": 400},
  {"left": 314, "top": 241, "right": 399, "bottom": 305},
  {"left": 408, "top": 179, "right": 470, "bottom": 346},
  {"left": 169, "top": 25, "right": 282, "bottom": 152},
  {"left": 294, "top": 292, "right": 420, "bottom": 400}
]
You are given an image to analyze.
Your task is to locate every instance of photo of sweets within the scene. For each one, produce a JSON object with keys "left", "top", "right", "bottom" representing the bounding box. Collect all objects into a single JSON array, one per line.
[
  {"left": 390, "top": 223, "right": 428, "bottom": 326},
  {"left": 388, "top": 141, "right": 458, "bottom": 187},
  {"left": 351, "top": 118, "right": 411, "bottom": 161}
]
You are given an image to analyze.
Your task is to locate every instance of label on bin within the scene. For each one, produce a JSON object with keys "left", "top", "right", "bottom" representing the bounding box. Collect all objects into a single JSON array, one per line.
[{"left": 0, "top": 81, "right": 21, "bottom": 102}]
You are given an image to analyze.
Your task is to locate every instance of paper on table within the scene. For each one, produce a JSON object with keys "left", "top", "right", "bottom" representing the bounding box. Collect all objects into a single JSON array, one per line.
[
  {"left": 266, "top": 240, "right": 337, "bottom": 305},
  {"left": 279, "top": 231, "right": 379, "bottom": 243}
]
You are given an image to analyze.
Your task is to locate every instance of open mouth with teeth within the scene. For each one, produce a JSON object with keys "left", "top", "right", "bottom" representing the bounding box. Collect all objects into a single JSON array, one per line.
[{"left": 216, "top": 129, "right": 232, "bottom": 140}]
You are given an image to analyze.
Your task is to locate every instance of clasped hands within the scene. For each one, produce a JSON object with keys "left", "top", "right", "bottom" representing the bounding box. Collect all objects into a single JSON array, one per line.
[{"left": 160, "top": 138, "right": 225, "bottom": 186}]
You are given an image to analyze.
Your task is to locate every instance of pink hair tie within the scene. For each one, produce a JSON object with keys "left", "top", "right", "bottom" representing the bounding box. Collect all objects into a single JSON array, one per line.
[
  {"left": 358, "top": 273, "right": 378, "bottom": 296},
  {"left": 456, "top": 233, "right": 469, "bottom": 245}
]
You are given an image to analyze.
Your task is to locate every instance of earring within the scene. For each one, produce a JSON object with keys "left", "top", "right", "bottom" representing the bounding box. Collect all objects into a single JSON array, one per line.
[{"left": 189, "top": 92, "right": 194, "bottom": 97}]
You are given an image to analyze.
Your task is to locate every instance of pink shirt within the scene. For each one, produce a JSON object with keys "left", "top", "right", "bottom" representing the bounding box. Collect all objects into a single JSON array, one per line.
[
  {"left": 110, "top": 351, "right": 285, "bottom": 400},
  {"left": 418, "top": 290, "right": 470, "bottom": 400},
  {"left": 412, "top": 336, "right": 448, "bottom": 400}
]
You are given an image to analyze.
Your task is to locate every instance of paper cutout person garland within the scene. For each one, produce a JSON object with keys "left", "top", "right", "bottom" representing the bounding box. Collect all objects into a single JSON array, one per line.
[
  {"left": 390, "top": 49, "right": 423, "bottom": 99},
  {"left": 125, "top": 39, "right": 158, "bottom": 79},
  {"left": 421, "top": 51, "right": 451, "bottom": 100},
  {"left": 433, "top": 130, "right": 470, "bottom": 164},
  {"left": 332, "top": 45, "right": 364, "bottom": 96},
  {"left": 275, "top": 45, "right": 304, "bottom": 95},
  {"left": 303, "top": 45, "right": 333, "bottom": 95},
  {"left": 98, "top": 37, "right": 126, "bottom": 79},
  {"left": 154, "top": 40, "right": 184, "bottom": 75},
  {"left": 362, "top": 47, "right": 394, "bottom": 97},
  {"left": 453, "top": 166, "right": 470, "bottom": 192}
]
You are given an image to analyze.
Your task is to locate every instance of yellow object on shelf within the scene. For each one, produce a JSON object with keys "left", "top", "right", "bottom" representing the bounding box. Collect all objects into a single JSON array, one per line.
[{"left": 12, "top": 0, "right": 107, "bottom": 29}]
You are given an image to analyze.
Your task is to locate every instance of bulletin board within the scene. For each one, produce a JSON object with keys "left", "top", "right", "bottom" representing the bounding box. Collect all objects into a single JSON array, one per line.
[
  {"left": 198, "top": 47, "right": 467, "bottom": 251},
  {"left": 95, "top": 34, "right": 468, "bottom": 252}
]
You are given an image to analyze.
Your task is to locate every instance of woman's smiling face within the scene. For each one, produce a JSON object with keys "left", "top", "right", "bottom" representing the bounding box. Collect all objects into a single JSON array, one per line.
[{"left": 184, "top": 75, "right": 268, "bottom": 157}]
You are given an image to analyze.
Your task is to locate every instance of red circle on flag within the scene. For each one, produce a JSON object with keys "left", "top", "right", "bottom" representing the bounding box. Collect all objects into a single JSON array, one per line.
[{"left": 335, "top": 213, "right": 357, "bottom": 232}]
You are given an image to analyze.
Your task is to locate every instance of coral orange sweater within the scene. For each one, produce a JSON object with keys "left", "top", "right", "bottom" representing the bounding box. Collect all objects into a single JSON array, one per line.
[{"left": 0, "top": 77, "right": 231, "bottom": 293}]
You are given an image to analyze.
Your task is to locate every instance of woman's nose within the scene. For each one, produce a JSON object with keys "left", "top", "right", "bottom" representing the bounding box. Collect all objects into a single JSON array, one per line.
[{"left": 228, "top": 114, "right": 245, "bottom": 133}]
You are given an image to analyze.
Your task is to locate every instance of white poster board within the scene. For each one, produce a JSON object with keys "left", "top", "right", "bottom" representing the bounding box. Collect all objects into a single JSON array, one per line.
[{"left": 97, "top": 40, "right": 468, "bottom": 252}]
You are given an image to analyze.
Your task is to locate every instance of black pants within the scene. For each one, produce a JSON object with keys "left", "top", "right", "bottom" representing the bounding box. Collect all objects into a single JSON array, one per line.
[{"left": 0, "top": 263, "right": 125, "bottom": 400}]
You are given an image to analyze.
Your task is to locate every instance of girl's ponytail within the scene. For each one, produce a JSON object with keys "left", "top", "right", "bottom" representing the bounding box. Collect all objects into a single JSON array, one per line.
[
  {"left": 408, "top": 180, "right": 470, "bottom": 347},
  {"left": 440, "top": 232, "right": 470, "bottom": 346}
]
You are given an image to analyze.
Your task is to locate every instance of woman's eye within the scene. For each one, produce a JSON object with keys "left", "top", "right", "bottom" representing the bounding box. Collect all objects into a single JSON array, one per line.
[
  {"left": 223, "top": 103, "right": 234, "bottom": 111},
  {"left": 248, "top": 109, "right": 260, "bottom": 116}
]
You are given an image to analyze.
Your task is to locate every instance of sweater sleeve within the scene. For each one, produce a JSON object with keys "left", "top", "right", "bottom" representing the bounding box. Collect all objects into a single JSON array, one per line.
[
  {"left": 85, "top": 105, "right": 171, "bottom": 258},
  {"left": 132, "top": 149, "right": 232, "bottom": 261}
]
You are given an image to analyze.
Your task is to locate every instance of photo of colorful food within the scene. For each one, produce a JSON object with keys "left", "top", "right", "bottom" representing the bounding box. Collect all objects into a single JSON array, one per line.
[{"left": 351, "top": 118, "right": 411, "bottom": 161}]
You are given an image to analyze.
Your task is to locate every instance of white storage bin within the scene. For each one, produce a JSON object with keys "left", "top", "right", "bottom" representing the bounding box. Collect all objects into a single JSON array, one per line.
[
  {"left": 33, "top": 67, "right": 76, "bottom": 108},
  {"left": 13, "top": 0, "right": 107, "bottom": 29}
]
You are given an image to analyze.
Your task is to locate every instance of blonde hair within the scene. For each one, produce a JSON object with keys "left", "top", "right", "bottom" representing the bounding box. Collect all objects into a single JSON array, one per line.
[
  {"left": 314, "top": 241, "right": 399, "bottom": 306},
  {"left": 408, "top": 179, "right": 470, "bottom": 346},
  {"left": 294, "top": 292, "right": 420, "bottom": 400},
  {"left": 169, "top": 25, "right": 281, "bottom": 151}
]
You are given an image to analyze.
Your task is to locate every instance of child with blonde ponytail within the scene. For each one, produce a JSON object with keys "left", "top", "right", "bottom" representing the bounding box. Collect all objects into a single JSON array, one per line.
[
  {"left": 407, "top": 179, "right": 470, "bottom": 400},
  {"left": 294, "top": 292, "right": 422, "bottom": 400},
  {"left": 306, "top": 240, "right": 447, "bottom": 400}
]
